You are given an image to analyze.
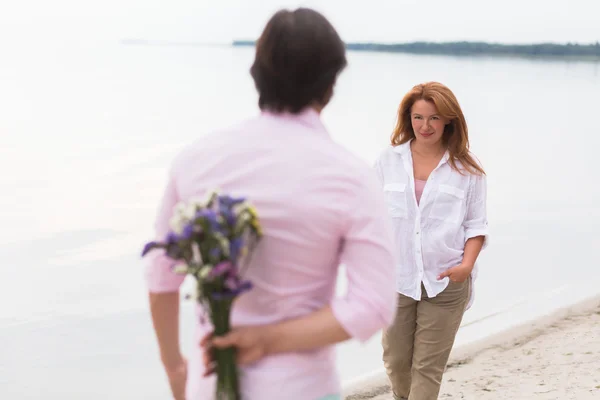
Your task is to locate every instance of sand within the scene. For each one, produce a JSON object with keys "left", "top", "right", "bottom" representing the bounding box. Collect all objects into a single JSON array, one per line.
[{"left": 344, "top": 295, "right": 600, "bottom": 400}]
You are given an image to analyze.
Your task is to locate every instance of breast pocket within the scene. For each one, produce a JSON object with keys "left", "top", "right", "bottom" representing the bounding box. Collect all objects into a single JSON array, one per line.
[
  {"left": 430, "top": 184, "right": 465, "bottom": 223},
  {"left": 384, "top": 183, "right": 408, "bottom": 218}
]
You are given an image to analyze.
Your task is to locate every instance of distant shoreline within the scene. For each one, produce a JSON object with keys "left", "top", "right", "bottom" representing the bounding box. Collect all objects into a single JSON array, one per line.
[{"left": 232, "top": 40, "right": 600, "bottom": 61}]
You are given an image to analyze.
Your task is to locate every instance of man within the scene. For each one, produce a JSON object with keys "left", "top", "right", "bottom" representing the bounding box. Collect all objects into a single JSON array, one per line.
[{"left": 145, "top": 8, "right": 397, "bottom": 400}]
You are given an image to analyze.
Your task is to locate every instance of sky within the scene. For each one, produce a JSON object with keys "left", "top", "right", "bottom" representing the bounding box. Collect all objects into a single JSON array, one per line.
[{"left": 0, "top": 0, "right": 598, "bottom": 47}]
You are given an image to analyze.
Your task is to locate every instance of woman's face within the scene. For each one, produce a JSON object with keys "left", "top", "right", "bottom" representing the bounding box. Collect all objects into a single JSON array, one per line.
[{"left": 410, "top": 99, "right": 450, "bottom": 147}]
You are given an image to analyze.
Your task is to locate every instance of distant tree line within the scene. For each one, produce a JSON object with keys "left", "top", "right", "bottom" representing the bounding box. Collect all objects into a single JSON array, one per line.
[{"left": 232, "top": 40, "right": 600, "bottom": 59}]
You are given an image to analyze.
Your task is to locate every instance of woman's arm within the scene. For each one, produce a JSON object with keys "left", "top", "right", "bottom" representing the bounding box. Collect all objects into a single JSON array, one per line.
[
  {"left": 462, "top": 235, "right": 485, "bottom": 268},
  {"left": 438, "top": 173, "right": 489, "bottom": 282},
  {"left": 463, "top": 173, "right": 489, "bottom": 248}
]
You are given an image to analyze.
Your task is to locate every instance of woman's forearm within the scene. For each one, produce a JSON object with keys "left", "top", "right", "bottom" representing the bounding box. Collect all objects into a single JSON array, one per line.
[
  {"left": 263, "top": 306, "right": 351, "bottom": 355},
  {"left": 462, "top": 236, "right": 485, "bottom": 267}
]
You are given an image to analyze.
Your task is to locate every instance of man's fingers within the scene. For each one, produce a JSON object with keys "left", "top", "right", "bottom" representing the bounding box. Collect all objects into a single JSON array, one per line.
[
  {"left": 212, "top": 332, "right": 238, "bottom": 349},
  {"left": 199, "top": 332, "right": 213, "bottom": 348},
  {"left": 202, "top": 362, "right": 216, "bottom": 377},
  {"left": 202, "top": 347, "right": 213, "bottom": 365}
]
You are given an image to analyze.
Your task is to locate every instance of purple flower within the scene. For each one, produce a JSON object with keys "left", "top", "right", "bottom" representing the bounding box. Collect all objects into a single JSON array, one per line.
[
  {"left": 141, "top": 241, "right": 158, "bottom": 257},
  {"left": 229, "top": 237, "right": 243, "bottom": 261},
  {"left": 234, "top": 280, "right": 253, "bottom": 295},
  {"left": 224, "top": 275, "right": 239, "bottom": 290},
  {"left": 210, "top": 247, "right": 221, "bottom": 260},
  {"left": 195, "top": 210, "right": 220, "bottom": 231},
  {"left": 211, "top": 281, "right": 252, "bottom": 300},
  {"left": 181, "top": 223, "right": 194, "bottom": 240},
  {"left": 210, "top": 261, "right": 233, "bottom": 278},
  {"left": 221, "top": 209, "right": 236, "bottom": 227},
  {"left": 218, "top": 195, "right": 245, "bottom": 210},
  {"left": 166, "top": 231, "right": 179, "bottom": 244},
  {"left": 224, "top": 276, "right": 252, "bottom": 295},
  {"left": 211, "top": 292, "right": 233, "bottom": 300}
]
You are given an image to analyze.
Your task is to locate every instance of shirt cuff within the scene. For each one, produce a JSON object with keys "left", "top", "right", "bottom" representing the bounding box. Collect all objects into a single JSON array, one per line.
[
  {"left": 465, "top": 227, "right": 489, "bottom": 250},
  {"left": 330, "top": 297, "right": 394, "bottom": 343},
  {"left": 144, "top": 252, "right": 186, "bottom": 293}
]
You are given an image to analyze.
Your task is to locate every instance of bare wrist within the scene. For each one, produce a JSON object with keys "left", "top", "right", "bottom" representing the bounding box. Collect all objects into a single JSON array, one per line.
[
  {"left": 460, "top": 262, "right": 474, "bottom": 271},
  {"left": 262, "top": 324, "right": 279, "bottom": 356}
]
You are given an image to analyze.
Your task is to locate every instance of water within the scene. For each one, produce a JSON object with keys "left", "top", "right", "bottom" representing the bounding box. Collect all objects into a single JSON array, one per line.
[{"left": 1, "top": 42, "right": 599, "bottom": 399}]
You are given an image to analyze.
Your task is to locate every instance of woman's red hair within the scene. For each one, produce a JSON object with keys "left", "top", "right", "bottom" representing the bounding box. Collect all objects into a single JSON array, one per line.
[{"left": 391, "top": 82, "right": 485, "bottom": 175}]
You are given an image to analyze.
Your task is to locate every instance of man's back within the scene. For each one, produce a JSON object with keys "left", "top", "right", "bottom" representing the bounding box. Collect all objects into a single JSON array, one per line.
[{"left": 146, "top": 109, "right": 396, "bottom": 399}]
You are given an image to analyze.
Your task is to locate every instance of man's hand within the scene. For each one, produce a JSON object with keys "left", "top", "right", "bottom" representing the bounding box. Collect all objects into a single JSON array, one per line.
[
  {"left": 165, "top": 358, "right": 187, "bottom": 400},
  {"left": 200, "top": 325, "right": 269, "bottom": 376},
  {"left": 437, "top": 263, "right": 473, "bottom": 283}
]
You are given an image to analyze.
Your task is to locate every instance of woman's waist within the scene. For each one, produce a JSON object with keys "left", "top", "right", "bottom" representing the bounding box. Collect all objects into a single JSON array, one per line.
[
  {"left": 396, "top": 251, "right": 464, "bottom": 268},
  {"left": 395, "top": 259, "right": 480, "bottom": 279}
]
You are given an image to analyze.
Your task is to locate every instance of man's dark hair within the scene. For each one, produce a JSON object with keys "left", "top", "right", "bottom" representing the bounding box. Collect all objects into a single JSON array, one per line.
[{"left": 250, "top": 8, "right": 347, "bottom": 113}]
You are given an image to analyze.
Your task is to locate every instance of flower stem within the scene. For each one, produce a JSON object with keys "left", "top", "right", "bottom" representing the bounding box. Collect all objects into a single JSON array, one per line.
[{"left": 208, "top": 297, "right": 240, "bottom": 400}]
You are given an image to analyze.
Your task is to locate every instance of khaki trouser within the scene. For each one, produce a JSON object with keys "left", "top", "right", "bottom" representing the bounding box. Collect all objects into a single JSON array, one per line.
[{"left": 382, "top": 279, "right": 470, "bottom": 400}]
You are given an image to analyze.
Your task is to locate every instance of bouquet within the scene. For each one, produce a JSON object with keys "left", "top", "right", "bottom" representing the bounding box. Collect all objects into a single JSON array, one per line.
[{"left": 142, "top": 190, "right": 262, "bottom": 400}]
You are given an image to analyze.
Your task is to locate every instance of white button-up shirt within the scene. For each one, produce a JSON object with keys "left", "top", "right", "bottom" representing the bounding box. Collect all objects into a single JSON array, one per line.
[{"left": 374, "top": 141, "right": 489, "bottom": 308}]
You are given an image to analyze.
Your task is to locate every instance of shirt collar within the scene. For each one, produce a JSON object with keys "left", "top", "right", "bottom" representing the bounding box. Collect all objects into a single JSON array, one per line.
[
  {"left": 393, "top": 139, "right": 450, "bottom": 164},
  {"left": 261, "top": 107, "right": 328, "bottom": 133},
  {"left": 392, "top": 140, "right": 412, "bottom": 156}
]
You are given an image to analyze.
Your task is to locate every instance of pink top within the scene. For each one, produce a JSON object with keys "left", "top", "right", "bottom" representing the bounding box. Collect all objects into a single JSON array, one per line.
[
  {"left": 145, "top": 109, "right": 396, "bottom": 400},
  {"left": 415, "top": 179, "right": 426, "bottom": 205}
]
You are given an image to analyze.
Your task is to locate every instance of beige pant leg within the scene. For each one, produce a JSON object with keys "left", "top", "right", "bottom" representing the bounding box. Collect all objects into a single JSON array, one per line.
[
  {"left": 382, "top": 293, "right": 418, "bottom": 400},
  {"left": 408, "top": 279, "right": 470, "bottom": 400}
]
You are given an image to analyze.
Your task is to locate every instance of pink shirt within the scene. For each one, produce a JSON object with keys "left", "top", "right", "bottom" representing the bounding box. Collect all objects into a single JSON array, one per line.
[{"left": 145, "top": 109, "right": 397, "bottom": 400}]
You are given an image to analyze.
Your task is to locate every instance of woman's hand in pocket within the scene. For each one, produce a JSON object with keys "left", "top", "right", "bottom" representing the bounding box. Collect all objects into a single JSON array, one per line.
[{"left": 437, "top": 263, "right": 473, "bottom": 283}]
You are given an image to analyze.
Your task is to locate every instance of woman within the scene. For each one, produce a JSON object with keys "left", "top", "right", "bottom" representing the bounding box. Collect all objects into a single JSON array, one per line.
[
  {"left": 146, "top": 8, "right": 397, "bottom": 400},
  {"left": 374, "top": 82, "right": 489, "bottom": 400}
]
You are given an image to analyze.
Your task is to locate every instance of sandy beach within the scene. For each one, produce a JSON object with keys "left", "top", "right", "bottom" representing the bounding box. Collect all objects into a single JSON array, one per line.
[{"left": 344, "top": 295, "right": 600, "bottom": 400}]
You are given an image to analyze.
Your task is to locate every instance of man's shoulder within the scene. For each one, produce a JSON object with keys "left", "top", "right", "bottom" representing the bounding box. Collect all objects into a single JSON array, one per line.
[
  {"left": 317, "top": 144, "right": 386, "bottom": 198},
  {"left": 170, "top": 116, "right": 260, "bottom": 171},
  {"left": 327, "top": 143, "right": 376, "bottom": 178}
]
